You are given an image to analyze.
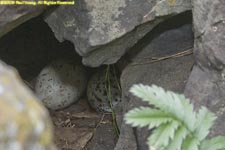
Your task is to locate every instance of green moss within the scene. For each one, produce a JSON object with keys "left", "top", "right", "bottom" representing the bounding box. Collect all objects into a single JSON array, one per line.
[{"left": 168, "top": 0, "right": 176, "bottom": 6}]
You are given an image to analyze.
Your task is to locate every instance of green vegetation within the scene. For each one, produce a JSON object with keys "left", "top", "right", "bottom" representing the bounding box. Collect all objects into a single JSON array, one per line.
[
  {"left": 105, "top": 65, "right": 120, "bottom": 137},
  {"left": 125, "top": 84, "right": 225, "bottom": 150}
]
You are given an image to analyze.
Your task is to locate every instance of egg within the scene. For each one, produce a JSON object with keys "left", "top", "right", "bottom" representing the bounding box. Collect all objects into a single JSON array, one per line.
[
  {"left": 87, "top": 69, "right": 121, "bottom": 113},
  {"left": 35, "top": 60, "right": 87, "bottom": 110}
]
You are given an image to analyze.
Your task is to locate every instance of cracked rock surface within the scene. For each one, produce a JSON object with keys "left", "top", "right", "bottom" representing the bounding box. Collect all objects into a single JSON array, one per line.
[
  {"left": 185, "top": 0, "right": 225, "bottom": 137},
  {"left": 45, "top": 0, "right": 191, "bottom": 67}
]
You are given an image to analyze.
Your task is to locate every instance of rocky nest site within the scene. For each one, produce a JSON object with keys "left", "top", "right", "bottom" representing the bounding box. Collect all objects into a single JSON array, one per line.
[{"left": 1, "top": 0, "right": 224, "bottom": 149}]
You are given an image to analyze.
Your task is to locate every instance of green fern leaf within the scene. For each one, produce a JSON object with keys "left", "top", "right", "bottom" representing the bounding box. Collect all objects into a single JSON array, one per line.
[
  {"left": 166, "top": 126, "right": 188, "bottom": 150},
  {"left": 182, "top": 135, "right": 199, "bottom": 150},
  {"left": 125, "top": 107, "right": 173, "bottom": 128},
  {"left": 194, "top": 107, "right": 217, "bottom": 140},
  {"left": 177, "top": 94, "right": 196, "bottom": 131},
  {"left": 130, "top": 84, "right": 196, "bottom": 131},
  {"left": 148, "top": 121, "right": 180, "bottom": 148},
  {"left": 129, "top": 84, "right": 168, "bottom": 108},
  {"left": 126, "top": 84, "right": 225, "bottom": 150},
  {"left": 200, "top": 136, "right": 225, "bottom": 150}
]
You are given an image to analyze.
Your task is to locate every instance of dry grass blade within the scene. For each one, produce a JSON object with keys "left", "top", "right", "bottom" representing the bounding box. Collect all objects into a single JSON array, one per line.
[{"left": 131, "top": 48, "right": 193, "bottom": 66}]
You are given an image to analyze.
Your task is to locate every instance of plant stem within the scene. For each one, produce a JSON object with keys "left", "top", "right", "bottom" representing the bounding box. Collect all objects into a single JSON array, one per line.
[{"left": 105, "top": 65, "right": 120, "bottom": 137}]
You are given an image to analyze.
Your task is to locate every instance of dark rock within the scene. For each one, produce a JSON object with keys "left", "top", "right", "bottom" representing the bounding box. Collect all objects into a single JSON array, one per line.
[
  {"left": 115, "top": 20, "right": 194, "bottom": 150},
  {"left": 45, "top": 0, "right": 191, "bottom": 67},
  {"left": 0, "top": 16, "right": 78, "bottom": 81},
  {"left": 184, "top": 0, "right": 225, "bottom": 137},
  {"left": 0, "top": 5, "right": 45, "bottom": 38}
]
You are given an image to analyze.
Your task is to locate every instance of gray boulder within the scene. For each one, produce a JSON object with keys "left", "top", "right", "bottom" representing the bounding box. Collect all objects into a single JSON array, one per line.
[
  {"left": 0, "top": 60, "right": 56, "bottom": 150},
  {"left": 115, "top": 21, "right": 194, "bottom": 150},
  {"left": 185, "top": 0, "right": 225, "bottom": 137},
  {"left": 0, "top": 5, "right": 44, "bottom": 38},
  {"left": 45, "top": 0, "right": 191, "bottom": 67}
]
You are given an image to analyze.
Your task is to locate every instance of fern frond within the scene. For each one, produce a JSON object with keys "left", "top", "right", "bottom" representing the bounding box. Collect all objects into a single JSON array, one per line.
[
  {"left": 182, "top": 136, "right": 199, "bottom": 150},
  {"left": 129, "top": 84, "right": 168, "bottom": 108},
  {"left": 148, "top": 121, "right": 180, "bottom": 148},
  {"left": 130, "top": 84, "right": 196, "bottom": 131},
  {"left": 177, "top": 94, "right": 196, "bottom": 131},
  {"left": 126, "top": 84, "right": 224, "bottom": 150},
  {"left": 194, "top": 107, "right": 217, "bottom": 140},
  {"left": 200, "top": 136, "right": 225, "bottom": 150},
  {"left": 125, "top": 107, "right": 173, "bottom": 128},
  {"left": 165, "top": 126, "right": 188, "bottom": 150}
]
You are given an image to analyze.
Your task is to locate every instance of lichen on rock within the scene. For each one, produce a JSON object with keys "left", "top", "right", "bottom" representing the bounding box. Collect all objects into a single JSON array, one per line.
[{"left": 0, "top": 61, "right": 56, "bottom": 150}]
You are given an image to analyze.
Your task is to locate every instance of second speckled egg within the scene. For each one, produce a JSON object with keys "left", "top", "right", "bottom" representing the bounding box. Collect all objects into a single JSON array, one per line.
[{"left": 87, "top": 69, "right": 121, "bottom": 113}]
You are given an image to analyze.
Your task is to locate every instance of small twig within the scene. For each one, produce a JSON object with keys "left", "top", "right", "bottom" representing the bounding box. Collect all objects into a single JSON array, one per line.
[
  {"left": 82, "top": 114, "right": 105, "bottom": 150},
  {"left": 96, "top": 114, "right": 106, "bottom": 128},
  {"left": 23, "top": 79, "right": 34, "bottom": 90},
  {"left": 131, "top": 48, "right": 193, "bottom": 66}
]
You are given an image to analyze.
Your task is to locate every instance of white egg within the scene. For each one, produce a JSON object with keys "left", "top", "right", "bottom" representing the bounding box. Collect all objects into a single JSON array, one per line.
[{"left": 35, "top": 60, "right": 87, "bottom": 110}]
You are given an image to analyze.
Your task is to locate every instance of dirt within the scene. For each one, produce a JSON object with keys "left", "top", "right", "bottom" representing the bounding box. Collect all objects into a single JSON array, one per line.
[{"left": 50, "top": 99, "right": 118, "bottom": 150}]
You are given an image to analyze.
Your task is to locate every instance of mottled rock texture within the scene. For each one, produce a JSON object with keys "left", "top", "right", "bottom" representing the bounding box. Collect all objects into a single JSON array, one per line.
[
  {"left": 114, "top": 16, "right": 194, "bottom": 150},
  {"left": 0, "top": 61, "right": 55, "bottom": 150},
  {"left": 45, "top": 0, "right": 191, "bottom": 67},
  {"left": 0, "top": 5, "right": 44, "bottom": 38},
  {"left": 185, "top": 0, "right": 225, "bottom": 137}
]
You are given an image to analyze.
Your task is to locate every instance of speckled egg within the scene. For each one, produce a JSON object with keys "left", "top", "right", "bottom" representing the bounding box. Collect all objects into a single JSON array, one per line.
[
  {"left": 87, "top": 69, "right": 121, "bottom": 113},
  {"left": 35, "top": 60, "right": 87, "bottom": 110}
]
